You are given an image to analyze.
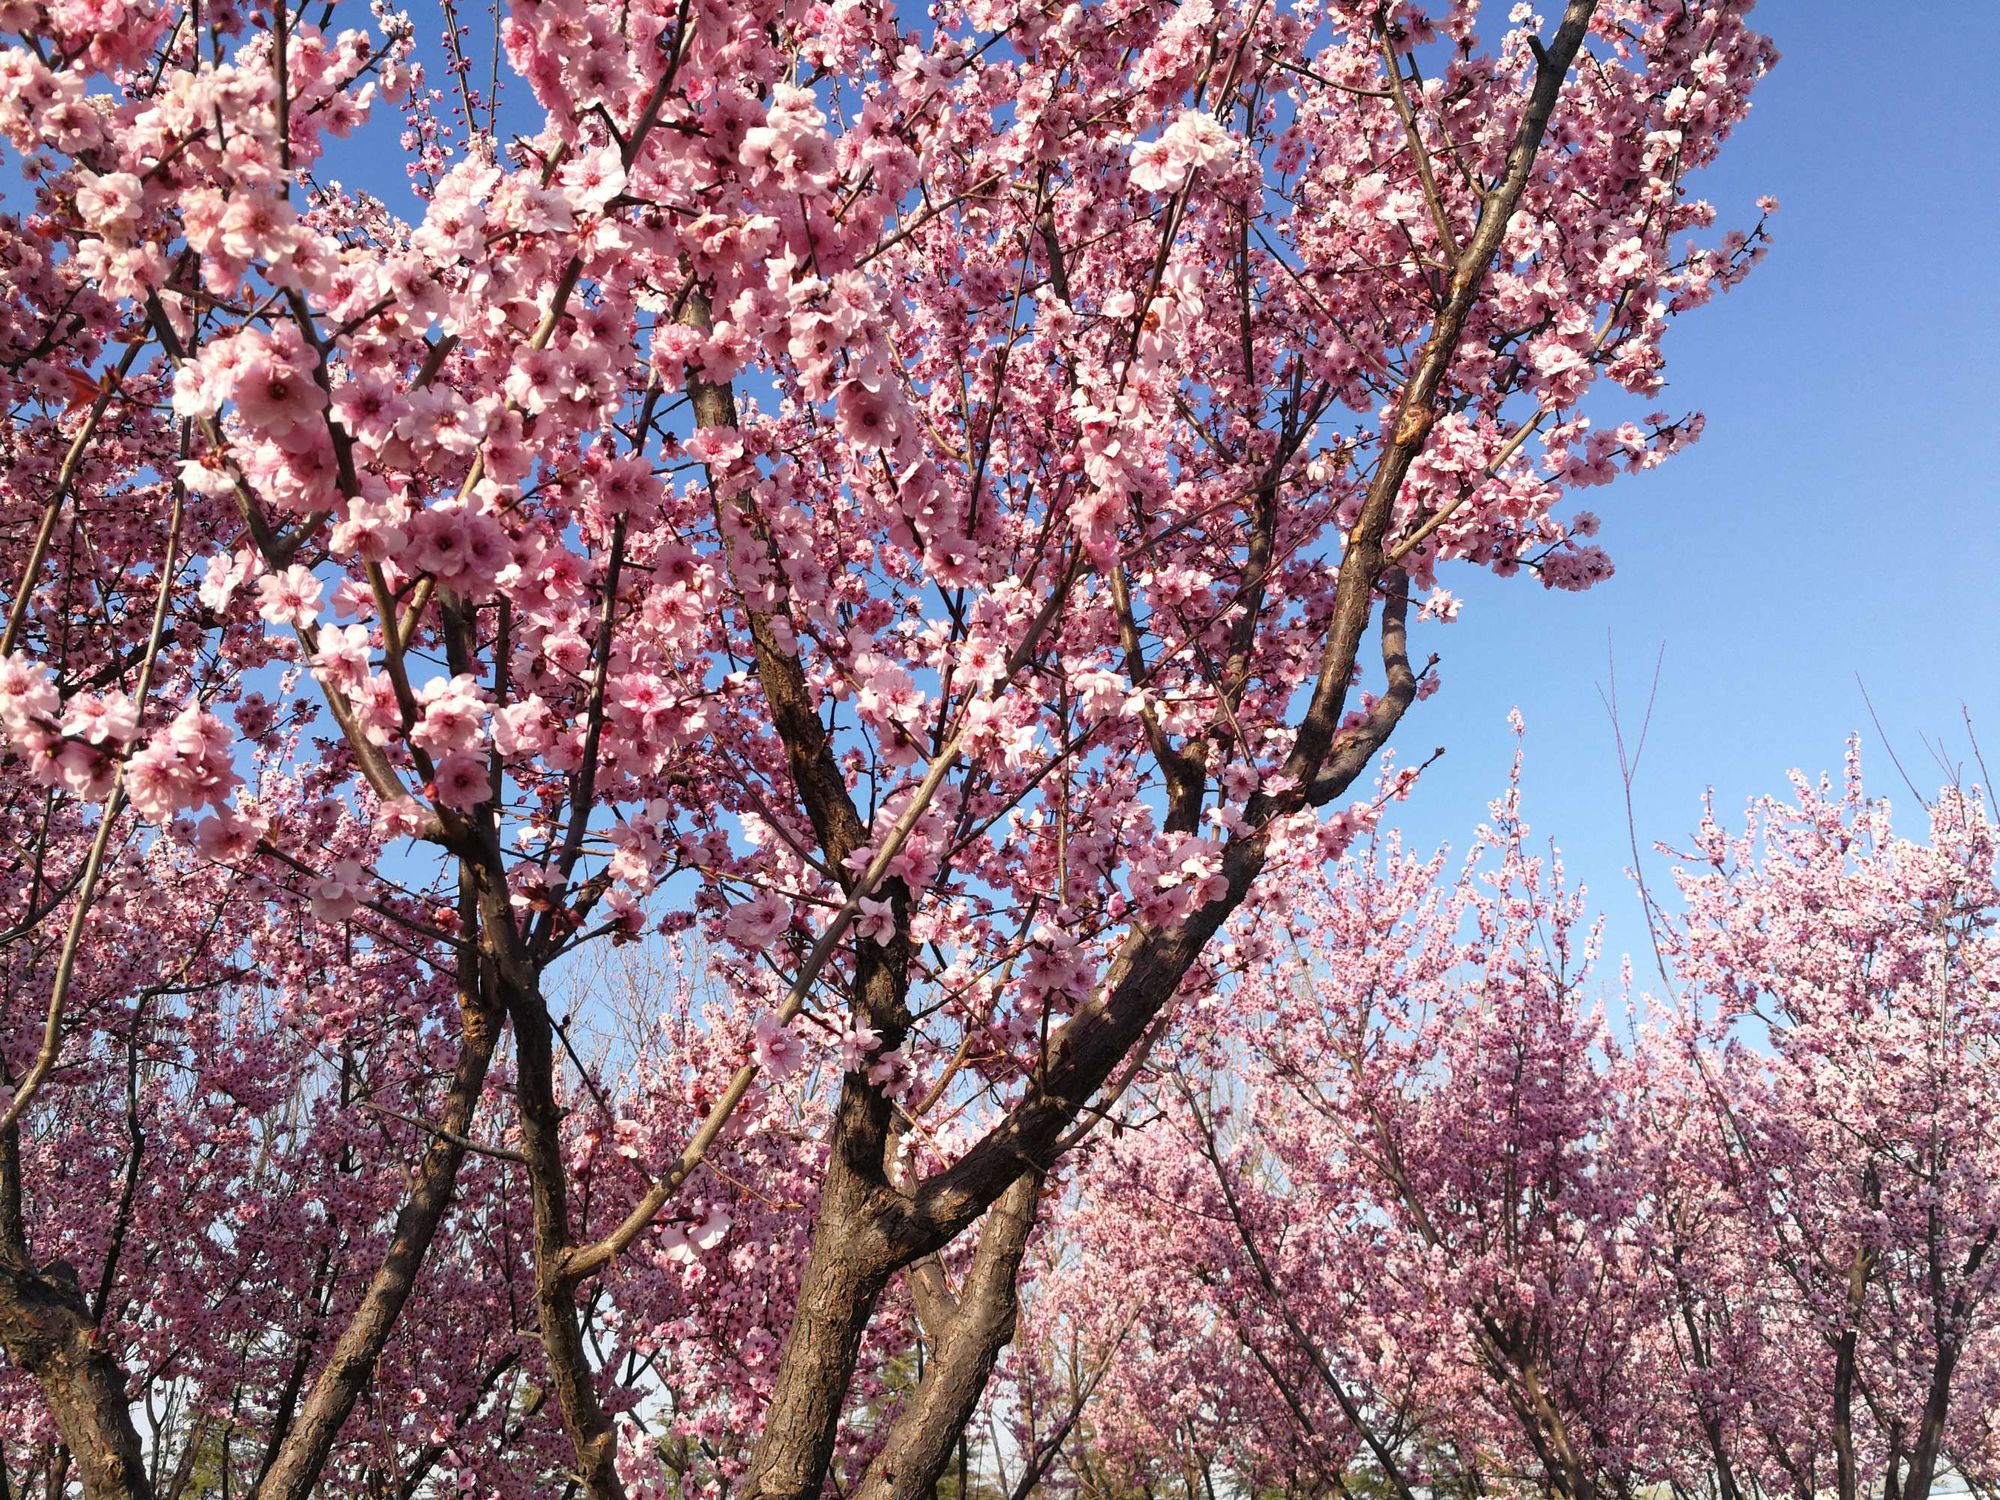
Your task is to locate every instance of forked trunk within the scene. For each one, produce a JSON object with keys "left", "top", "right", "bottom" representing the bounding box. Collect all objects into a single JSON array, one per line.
[
  {"left": 741, "top": 1159, "right": 902, "bottom": 1500},
  {"left": 0, "top": 1263, "right": 153, "bottom": 1500},
  {"left": 853, "top": 1175, "right": 1041, "bottom": 1500}
]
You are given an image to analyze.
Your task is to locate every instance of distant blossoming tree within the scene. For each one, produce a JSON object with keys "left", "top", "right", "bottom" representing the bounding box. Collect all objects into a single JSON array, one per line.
[
  {"left": 1024, "top": 755, "right": 2000, "bottom": 1500},
  {"left": 0, "top": 0, "right": 1772, "bottom": 1493}
]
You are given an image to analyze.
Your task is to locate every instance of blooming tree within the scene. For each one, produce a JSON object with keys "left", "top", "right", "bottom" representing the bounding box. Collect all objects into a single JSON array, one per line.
[
  {"left": 1020, "top": 756, "right": 2000, "bottom": 1500},
  {"left": 1044, "top": 777, "right": 1672, "bottom": 1500},
  {"left": 1642, "top": 764, "right": 2000, "bottom": 1500},
  {"left": 0, "top": 0, "right": 1772, "bottom": 1492}
]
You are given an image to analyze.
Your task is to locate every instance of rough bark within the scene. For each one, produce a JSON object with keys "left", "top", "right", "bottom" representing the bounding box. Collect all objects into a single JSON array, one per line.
[
  {"left": 507, "top": 973, "right": 626, "bottom": 1500},
  {"left": 0, "top": 1042, "right": 152, "bottom": 1500},
  {"left": 1833, "top": 1316, "right": 1861, "bottom": 1500},
  {"left": 741, "top": 1159, "right": 904, "bottom": 1500},
  {"left": 852, "top": 1175, "right": 1041, "bottom": 1500},
  {"left": 0, "top": 1263, "right": 153, "bottom": 1500},
  {"left": 1901, "top": 1223, "right": 1993, "bottom": 1500},
  {"left": 1902, "top": 1337, "right": 1963, "bottom": 1500},
  {"left": 1833, "top": 1166, "right": 1881, "bottom": 1500}
]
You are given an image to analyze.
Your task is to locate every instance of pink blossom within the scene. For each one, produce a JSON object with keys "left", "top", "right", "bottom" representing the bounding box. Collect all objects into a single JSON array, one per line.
[
  {"left": 835, "top": 1024, "right": 881, "bottom": 1073},
  {"left": 557, "top": 145, "right": 626, "bottom": 213},
  {"left": 0, "top": 654, "right": 60, "bottom": 733},
  {"left": 866, "top": 1048, "right": 914, "bottom": 1099},
  {"left": 75, "top": 169, "right": 143, "bottom": 240},
  {"left": 725, "top": 890, "right": 792, "bottom": 951},
  {"left": 412, "top": 675, "right": 490, "bottom": 757},
  {"left": 661, "top": 1205, "right": 731, "bottom": 1264},
  {"left": 751, "top": 1015, "right": 805, "bottom": 1079},
  {"left": 1129, "top": 110, "right": 1236, "bottom": 193},
  {"left": 59, "top": 691, "right": 137, "bottom": 746},
  {"left": 835, "top": 380, "right": 898, "bottom": 450},
  {"left": 312, "top": 623, "right": 373, "bottom": 694},
  {"left": 255, "top": 565, "right": 324, "bottom": 628},
  {"left": 229, "top": 339, "right": 327, "bottom": 437},
  {"left": 0, "top": 0, "right": 1784, "bottom": 1480},
  {"left": 492, "top": 696, "right": 555, "bottom": 760},
  {"left": 853, "top": 896, "right": 896, "bottom": 946},
  {"left": 429, "top": 751, "right": 491, "bottom": 812},
  {"left": 197, "top": 549, "right": 258, "bottom": 613},
  {"left": 309, "top": 860, "right": 370, "bottom": 923},
  {"left": 740, "top": 85, "right": 835, "bottom": 190}
]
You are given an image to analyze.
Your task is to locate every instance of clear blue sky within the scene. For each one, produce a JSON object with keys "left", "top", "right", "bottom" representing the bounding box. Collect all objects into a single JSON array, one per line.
[{"left": 1389, "top": 3, "right": 2000, "bottom": 960}]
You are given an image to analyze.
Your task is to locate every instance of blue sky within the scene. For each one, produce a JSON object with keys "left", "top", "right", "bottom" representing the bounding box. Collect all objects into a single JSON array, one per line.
[{"left": 1386, "top": 2, "right": 2000, "bottom": 962}]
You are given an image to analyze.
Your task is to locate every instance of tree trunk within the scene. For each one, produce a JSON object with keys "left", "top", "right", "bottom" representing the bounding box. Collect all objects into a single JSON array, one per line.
[
  {"left": 724, "top": 9, "right": 1602, "bottom": 1497},
  {"left": 1832, "top": 1206, "right": 1879, "bottom": 1500},
  {"left": 1900, "top": 1345, "right": 1961, "bottom": 1500},
  {"left": 252, "top": 989, "right": 502, "bottom": 1500},
  {"left": 0, "top": 1079, "right": 152, "bottom": 1500},
  {"left": 740, "top": 1155, "right": 905, "bottom": 1500},
  {"left": 853, "top": 1175, "right": 1041, "bottom": 1500},
  {"left": 0, "top": 1263, "right": 153, "bottom": 1500},
  {"left": 508, "top": 981, "right": 627, "bottom": 1500},
  {"left": 1832, "top": 1321, "right": 1861, "bottom": 1500}
]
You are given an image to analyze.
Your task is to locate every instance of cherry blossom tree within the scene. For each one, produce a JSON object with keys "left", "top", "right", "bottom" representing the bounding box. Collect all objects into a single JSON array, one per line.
[
  {"left": 1640, "top": 761, "right": 2000, "bottom": 1500},
  {"left": 1041, "top": 772, "right": 1672, "bottom": 1500},
  {"left": 0, "top": 0, "right": 1774, "bottom": 1492},
  {"left": 1019, "top": 753, "right": 2000, "bottom": 1500}
]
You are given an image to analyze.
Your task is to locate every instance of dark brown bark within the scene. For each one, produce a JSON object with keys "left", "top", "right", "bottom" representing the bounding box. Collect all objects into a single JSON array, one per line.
[
  {"left": 1832, "top": 1318, "right": 1860, "bottom": 1500},
  {"left": 1902, "top": 1337, "right": 1963, "bottom": 1500},
  {"left": 507, "top": 973, "right": 625, "bottom": 1500},
  {"left": 1901, "top": 1223, "right": 1994, "bottom": 1500},
  {"left": 0, "top": 1262, "right": 153, "bottom": 1500},
  {"left": 1831, "top": 1163, "right": 1883, "bottom": 1500},
  {"left": 685, "top": 281, "right": 926, "bottom": 1500},
  {"left": 0, "top": 1040, "right": 151, "bottom": 1500},
  {"left": 1487, "top": 1351, "right": 1594, "bottom": 1500},
  {"left": 742, "top": 1158, "right": 903, "bottom": 1500},
  {"left": 852, "top": 1175, "right": 1041, "bottom": 1500},
  {"left": 502, "top": 290, "right": 926, "bottom": 1499},
  {"left": 1832, "top": 1241, "right": 1876, "bottom": 1500}
]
